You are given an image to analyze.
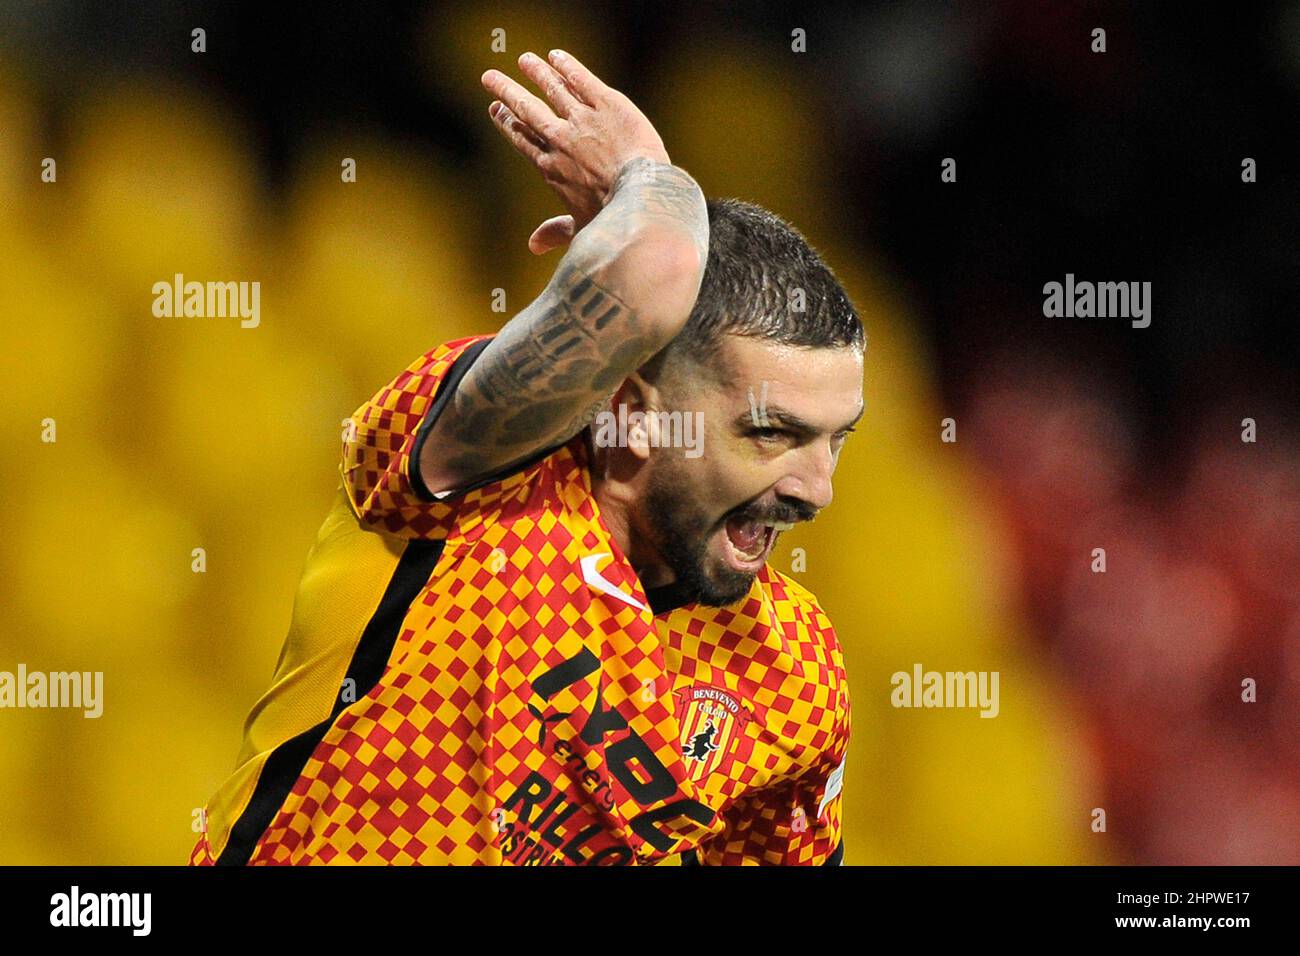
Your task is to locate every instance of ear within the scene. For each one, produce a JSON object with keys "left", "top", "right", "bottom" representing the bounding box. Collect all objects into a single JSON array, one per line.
[{"left": 614, "top": 371, "right": 662, "bottom": 461}]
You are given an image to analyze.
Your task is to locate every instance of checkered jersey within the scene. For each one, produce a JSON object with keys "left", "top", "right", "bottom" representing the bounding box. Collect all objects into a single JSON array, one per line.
[{"left": 189, "top": 335, "right": 850, "bottom": 866}]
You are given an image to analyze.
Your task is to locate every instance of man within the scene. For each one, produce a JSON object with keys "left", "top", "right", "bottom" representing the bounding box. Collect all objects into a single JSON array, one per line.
[{"left": 190, "top": 49, "right": 863, "bottom": 866}]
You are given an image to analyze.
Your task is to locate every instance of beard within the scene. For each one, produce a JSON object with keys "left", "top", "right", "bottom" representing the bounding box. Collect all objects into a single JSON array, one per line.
[{"left": 642, "top": 469, "right": 759, "bottom": 608}]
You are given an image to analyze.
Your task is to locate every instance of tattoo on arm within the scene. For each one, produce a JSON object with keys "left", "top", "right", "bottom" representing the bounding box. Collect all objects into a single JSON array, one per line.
[
  {"left": 608, "top": 158, "right": 710, "bottom": 263},
  {"left": 440, "top": 265, "right": 658, "bottom": 471},
  {"left": 430, "top": 159, "right": 707, "bottom": 483}
]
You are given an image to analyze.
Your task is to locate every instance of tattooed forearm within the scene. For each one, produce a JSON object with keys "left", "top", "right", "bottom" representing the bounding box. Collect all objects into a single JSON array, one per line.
[
  {"left": 445, "top": 262, "right": 654, "bottom": 450},
  {"left": 421, "top": 160, "right": 708, "bottom": 490},
  {"left": 607, "top": 158, "right": 710, "bottom": 263},
  {"left": 467, "top": 268, "right": 601, "bottom": 406}
]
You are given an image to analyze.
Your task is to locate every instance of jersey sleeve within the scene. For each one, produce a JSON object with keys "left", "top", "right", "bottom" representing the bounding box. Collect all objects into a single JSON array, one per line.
[
  {"left": 693, "top": 747, "right": 848, "bottom": 866},
  {"left": 340, "top": 334, "right": 495, "bottom": 538}
]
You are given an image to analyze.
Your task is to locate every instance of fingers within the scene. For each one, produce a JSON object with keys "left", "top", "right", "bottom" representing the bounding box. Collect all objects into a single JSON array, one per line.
[
  {"left": 488, "top": 100, "right": 546, "bottom": 165},
  {"left": 516, "top": 52, "right": 582, "bottom": 119},
  {"left": 481, "top": 68, "right": 561, "bottom": 143},
  {"left": 528, "top": 215, "right": 576, "bottom": 255},
  {"left": 545, "top": 49, "right": 612, "bottom": 107}
]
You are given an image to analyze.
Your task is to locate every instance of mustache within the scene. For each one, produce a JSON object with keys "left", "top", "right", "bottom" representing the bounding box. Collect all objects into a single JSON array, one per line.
[{"left": 732, "top": 499, "right": 818, "bottom": 525}]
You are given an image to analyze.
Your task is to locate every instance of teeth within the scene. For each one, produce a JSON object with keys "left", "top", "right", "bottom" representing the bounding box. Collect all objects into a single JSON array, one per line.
[
  {"left": 727, "top": 535, "right": 764, "bottom": 561},
  {"left": 767, "top": 521, "right": 794, "bottom": 531}
]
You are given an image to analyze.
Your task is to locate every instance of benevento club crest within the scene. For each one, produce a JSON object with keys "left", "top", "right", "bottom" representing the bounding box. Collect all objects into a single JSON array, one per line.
[{"left": 675, "top": 685, "right": 753, "bottom": 781}]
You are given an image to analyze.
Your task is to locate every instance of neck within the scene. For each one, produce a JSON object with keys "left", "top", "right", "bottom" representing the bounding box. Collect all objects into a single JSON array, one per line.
[{"left": 586, "top": 433, "right": 677, "bottom": 590}]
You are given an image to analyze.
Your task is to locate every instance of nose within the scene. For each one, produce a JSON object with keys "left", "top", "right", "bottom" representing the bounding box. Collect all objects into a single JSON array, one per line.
[{"left": 773, "top": 442, "right": 835, "bottom": 513}]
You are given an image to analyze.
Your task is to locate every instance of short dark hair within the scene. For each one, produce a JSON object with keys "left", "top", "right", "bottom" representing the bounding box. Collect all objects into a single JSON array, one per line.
[{"left": 651, "top": 197, "right": 864, "bottom": 377}]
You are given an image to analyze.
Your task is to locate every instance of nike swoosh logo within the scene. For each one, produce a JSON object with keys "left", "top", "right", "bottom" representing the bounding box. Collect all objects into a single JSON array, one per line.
[{"left": 580, "top": 553, "right": 646, "bottom": 611}]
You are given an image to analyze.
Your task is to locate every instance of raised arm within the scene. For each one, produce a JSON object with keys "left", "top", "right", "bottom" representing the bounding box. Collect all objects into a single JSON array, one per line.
[{"left": 419, "top": 50, "right": 708, "bottom": 496}]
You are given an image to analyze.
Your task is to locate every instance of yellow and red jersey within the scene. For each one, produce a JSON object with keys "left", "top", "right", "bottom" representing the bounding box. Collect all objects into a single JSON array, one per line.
[{"left": 189, "top": 334, "right": 850, "bottom": 866}]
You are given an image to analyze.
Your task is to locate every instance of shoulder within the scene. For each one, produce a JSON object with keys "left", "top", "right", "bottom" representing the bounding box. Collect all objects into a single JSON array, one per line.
[
  {"left": 377, "top": 334, "right": 495, "bottom": 406},
  {"left": 760, "top": 566, "right": 841, "bottom": 648},
  {"left": 344, "top": 333, "right": 590, "bottom": 539},
  {"left": 415, "top": 333, "right": 495, "bottom": 373},
  {"left": 757, "top": 566, "right": 851, "bottom": 745}
]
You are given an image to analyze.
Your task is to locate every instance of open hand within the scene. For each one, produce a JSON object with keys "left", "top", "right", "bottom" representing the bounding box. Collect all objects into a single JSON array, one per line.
[{"left": 481, "top": 49, "right": 671, "bottom": 254}]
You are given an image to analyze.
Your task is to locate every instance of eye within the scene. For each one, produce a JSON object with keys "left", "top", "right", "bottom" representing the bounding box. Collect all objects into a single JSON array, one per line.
[{"left": 750, "top": 427, "right": 787, "bottom": 444}]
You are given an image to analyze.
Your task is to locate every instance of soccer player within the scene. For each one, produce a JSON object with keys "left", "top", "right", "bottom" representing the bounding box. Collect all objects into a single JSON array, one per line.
[{"left": 190, "top": 49, "right": 863, "bottom": 866}]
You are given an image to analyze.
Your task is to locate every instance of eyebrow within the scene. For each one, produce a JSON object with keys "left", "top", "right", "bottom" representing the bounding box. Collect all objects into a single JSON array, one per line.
[{"left": 733, "top": 402, "right": 865, "bottom": 435}]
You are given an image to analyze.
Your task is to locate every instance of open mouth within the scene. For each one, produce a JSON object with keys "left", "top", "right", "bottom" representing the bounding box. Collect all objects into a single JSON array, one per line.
[{"left": 721, "top": 513, "right": 794, "bottom": 571}]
